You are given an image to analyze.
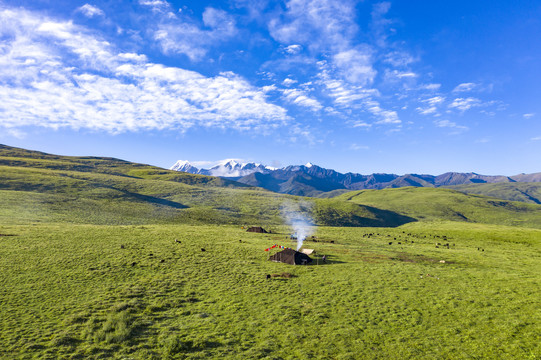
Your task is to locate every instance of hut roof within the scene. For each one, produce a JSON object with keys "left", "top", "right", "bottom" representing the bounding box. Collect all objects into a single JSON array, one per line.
[
  {"left": 269, "top": 248, "right": 312, "bottom": 265},
  {"left": 300, "top": 248, "right": 315, "bottom": 255},
  {"left": 247, "top": 226, "right": 268, "bottom": 233}
]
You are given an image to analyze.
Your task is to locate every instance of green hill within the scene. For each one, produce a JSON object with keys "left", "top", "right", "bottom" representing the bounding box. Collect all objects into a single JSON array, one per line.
[
  {"left": 338, "top": 186, "right": 541, "bottom": 228},
  {"left": 0, "top": 145, "right": 411, "bottom": 227},
  {"left": 448, "top": 182, "right": 541, "bottom": 204}
]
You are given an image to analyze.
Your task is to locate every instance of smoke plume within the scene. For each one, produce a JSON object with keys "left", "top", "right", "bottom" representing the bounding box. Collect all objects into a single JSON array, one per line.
[{"left": 281, "top": 200, "right": 314, "bottom": 251}]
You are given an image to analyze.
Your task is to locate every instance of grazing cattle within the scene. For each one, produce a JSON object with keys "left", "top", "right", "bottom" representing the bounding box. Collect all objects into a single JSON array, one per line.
[
  {"left": 175, "top": 239, "right": 181, "bottom": 244},
  {"left": 131, "top": 262, "right": 137, "bottom": 266},
  {"left": 388, "top": 242, "right": 393, "bottom": 245},
  {"left": 120, "top": 244, "right": 124, "bottom": 249},
  {"left": 266, "top": 274, "right": 271, "bottom": 280},
  {"left": 201, "top": 248, "right": 206, "bottom": 252},
  {"left": 398, "top": 242, "right": 401, "bottom": 245}
]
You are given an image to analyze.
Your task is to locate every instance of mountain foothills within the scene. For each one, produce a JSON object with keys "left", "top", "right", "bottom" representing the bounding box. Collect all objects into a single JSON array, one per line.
[
  {"left": 171, "top": 159, "right": 541, "bottom": 198},
  {"left": 2, "top": 144, "right": 541, "bottom": 228}
]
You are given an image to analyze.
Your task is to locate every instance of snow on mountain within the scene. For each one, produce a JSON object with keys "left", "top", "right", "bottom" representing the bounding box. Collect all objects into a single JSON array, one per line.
[
  {"left": 169, "top": 160, "right": 199, "bottom": 173},
  {"left": 170, "top": 158, "right": 273, "bottom": 177},
  {"left": 207, "top": 160, "right": 272, "bottom": 177}
]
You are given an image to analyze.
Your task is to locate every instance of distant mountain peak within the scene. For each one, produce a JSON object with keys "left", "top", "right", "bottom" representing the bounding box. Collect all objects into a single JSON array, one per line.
[
  {"left": 170, "top": 160, "right": 199, "bottom": 173},
  {"left": 170, "top": 159, "right": 540, "bottom": 197}
]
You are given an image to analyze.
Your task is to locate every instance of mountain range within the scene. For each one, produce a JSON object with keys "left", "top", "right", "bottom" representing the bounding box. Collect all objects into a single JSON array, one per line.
[{"left": 170, "top": 160, "right": 541, "bottom": 197}]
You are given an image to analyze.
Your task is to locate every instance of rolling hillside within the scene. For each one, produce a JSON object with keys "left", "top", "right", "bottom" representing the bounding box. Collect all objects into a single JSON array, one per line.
[
  {"left": 3, "top": 144, "right": 541, "bottom": 229},
  {"left": 0, "top": 145, "right": 411, "bottom": 227},
  {"left": 338, "top": 187, "right": 541, "bottom": 228},
  {"left": 449, "top": 182, "right": 541, "bottom": 205}
]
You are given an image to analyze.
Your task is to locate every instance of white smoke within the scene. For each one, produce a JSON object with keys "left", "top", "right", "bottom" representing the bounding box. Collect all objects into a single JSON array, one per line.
[{"left": 281, "top": 200, "right": 314, "bottom": 251}]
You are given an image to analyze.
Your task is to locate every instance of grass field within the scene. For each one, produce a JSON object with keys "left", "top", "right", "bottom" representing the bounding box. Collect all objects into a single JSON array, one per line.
[
  {"left": 1, "top": 222, "right": 540, "bottom": 359},
  {"left": 1, "top": 144, "right": 540, "bottom": 359}
]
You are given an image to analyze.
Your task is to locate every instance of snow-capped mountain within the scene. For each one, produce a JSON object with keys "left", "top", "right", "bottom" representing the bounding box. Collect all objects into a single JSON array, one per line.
[
  {"left": 170, "top": 158, "right": 541, "bottom": 197},
  {"left": 170, "top": 160, "right": 200, "bottom": 174},
  {"left": 170, "top": 159, "right": 275, "bottom": 178}
]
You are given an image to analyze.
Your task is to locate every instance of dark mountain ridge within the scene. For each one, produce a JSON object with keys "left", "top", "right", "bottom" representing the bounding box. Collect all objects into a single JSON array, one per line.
[{"left": 171, "top": 160, "right": 539, "bottom": 197}]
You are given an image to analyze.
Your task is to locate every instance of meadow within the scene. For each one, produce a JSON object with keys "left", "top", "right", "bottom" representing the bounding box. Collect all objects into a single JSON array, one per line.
[
  {"left": 1, "top": 144, "right": 540, "bottom": 359},
  {"left": 1, "top": 222, "right": 540, "bottom": 359}
]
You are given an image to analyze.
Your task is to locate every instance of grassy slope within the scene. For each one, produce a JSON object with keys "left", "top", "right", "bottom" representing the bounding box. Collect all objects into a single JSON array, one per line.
[
  {"left": 0, "top": 223, "right": 539, "bottom": 359},
  {"left": 0, "top": 145, "right": 411, "bottom": 227},
  {"left": 338, "top": 186, "right": 541, "bottom": 229},
  {"left": 1, "top": 145, "right": 540, "bottom": 359},
  {"left": 448, "top": 182, "right": 541, "bottom": 205}
]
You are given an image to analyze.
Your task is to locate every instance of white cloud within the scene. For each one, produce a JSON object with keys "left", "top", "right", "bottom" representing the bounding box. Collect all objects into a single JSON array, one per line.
[
  {"left": 77, "top": 4, "right": 105, "bottom": 18},
  {"left": 419, "top": 83, "right": 441, "bottom": 91},
  {"left": 416, "top": 95, "right": 445, "bottom": 115},
  {"left": 143, "top": 5, "right": 238, "bottom": 61},
  {"left": 283, "top": 44, "right": 302, "bottom": 54},
  {"left": 370, "top": 1, "right": 392, "bottom": 47},
  {"left": 268, "top": 0, "right": 358, "bottom": 52},
  {"left": 523, "top": 113, "right": 535, "bottom": 119},
  {"left": 281, "top": 88, "right": 323, "bottom": 111},
  {"left": 0, "top": 7, "right": 289, "bottom": 134},
  {"left": 333, "top": 47, "right": 376, "bottom": 85},
  {"left": 352, "top": 121, "right": 372, "bottom": 129},
  {"left": 282, "top": 78, "right": 297, "bottom": 86},
  {"left": 416, "top": 106, "right": 437, "bottom": 115},
  {"left": 139, "top": 0, "right": 171, "bottom": 12},
  {"left": 453, "top": 82, "right": 478, "bottom": 93},
  {"left": 434, "top": 119, "right": 468, "bottom": 133},
  {"left": 365, "top": 100, "right": 400, "bottom": 124},
  {"left": 383, "top": 51, "right": 418, "bottom": 67},
  {"left": 449, "top": 97, "right": 482, "bottom": 112},
  {"left": 531, "top": 136, "right": 541, "bottom": 141}
]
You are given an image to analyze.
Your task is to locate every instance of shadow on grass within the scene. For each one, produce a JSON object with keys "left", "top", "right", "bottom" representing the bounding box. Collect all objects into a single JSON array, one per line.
[{"left": 310, "top": 255, "right": 345, "bottom": 265}]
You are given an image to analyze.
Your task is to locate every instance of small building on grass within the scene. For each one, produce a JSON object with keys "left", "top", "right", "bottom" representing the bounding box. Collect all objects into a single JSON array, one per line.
[
  {"left": 269, "top": 248, "right": 312, "bottom": 265},
  {"left": 247, "top": 226, "right": 268, "bottom": 233}
]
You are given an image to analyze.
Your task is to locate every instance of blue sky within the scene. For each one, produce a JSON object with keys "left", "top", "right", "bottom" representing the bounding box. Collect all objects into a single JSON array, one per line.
[{"left": 0, "top": 0, "right": 540, "bottom": 175}]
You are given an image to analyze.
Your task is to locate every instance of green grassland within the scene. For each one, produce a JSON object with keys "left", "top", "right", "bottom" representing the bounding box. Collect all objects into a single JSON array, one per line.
[
  {"left": 339, "top": 187, "right": 541, "bottom": 229},
  {"left": 448, "top": 182, "right": 541, "bottom": 205},
  {"left": 0, "top": 145, "right": 414, "bottom": 227},
  {"left": 1, "top": 144, "right": 541, "bottom": 359},
  {"left": 1, "top": 223, "right": 539, "bottom": 359}
]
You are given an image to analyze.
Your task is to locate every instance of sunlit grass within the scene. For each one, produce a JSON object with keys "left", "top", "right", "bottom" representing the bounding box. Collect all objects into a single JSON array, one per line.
[{"left": 0, "top": 223, "right": 539, "bottom": 359}]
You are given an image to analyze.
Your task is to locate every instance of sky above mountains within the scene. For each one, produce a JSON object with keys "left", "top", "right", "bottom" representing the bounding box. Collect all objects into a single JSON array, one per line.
[{"left": 0, "top": 0, "right": 540, "bottom": 175}]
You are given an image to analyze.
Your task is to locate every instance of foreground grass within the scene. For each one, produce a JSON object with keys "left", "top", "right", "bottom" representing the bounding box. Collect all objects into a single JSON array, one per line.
[{"left": 1, "top": 222, "right": 539, "bottom": 359}]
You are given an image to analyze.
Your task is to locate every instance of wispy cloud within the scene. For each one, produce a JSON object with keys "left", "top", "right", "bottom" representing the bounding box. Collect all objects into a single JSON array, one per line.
[
  {"left": 141, "top": 2, "right": 238, "bottom": 61},
  {"left": 77, "top": 4, "right": 105, "bottom": 18},
  {"left": 281, "top": 88, "right": 323, "bottom": 111},
  {"left": 531, "top": 136, "right": 541, "bottom": 141},
  {"left": 283, "top": 44, "right": 302, "bottom": 54},
  {"left": 523, "top": 113, "right": 535, "bottom": 119},
  {"left": 448, "top": 97, "right": 482, "bottom": 112},
  {"left": 0, "top": 7, "right": 289, "bottom": 134},
  {"left": 453, "top": 82, "right": 478, "bottom": 93},
  {"left": 416, "top": 96, "right": 445, "bottom": 115},
  {"left": 268, "top": 0, "right": 358, "bottom": 52},
  {"left": 434, "top": 119, "right": 468, "bottom": 133}
]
